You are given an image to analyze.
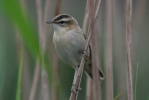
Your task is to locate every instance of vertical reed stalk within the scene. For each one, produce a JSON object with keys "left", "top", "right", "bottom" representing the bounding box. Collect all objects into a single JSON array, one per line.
[
  {"left": 27, "top": 0, "right": 43, "bottom": 99},
  {"left": 52, "top": 0, "right": 62, "bottom": 100},
  {"left": 125, "top": 0, "right": 133, "bottom": 99},
  {"left": 43, "top": 0, "right": 52, "bottom": 40},
  {"left": 15, "top": 26, "right": 24, "bottom": 100},
  {"left": 15, "top": 51, "right": 23, "bottom": 100},
  {"left": 35, "top": 0, "right": 49, "bottom": 100},
  {"left": 82, "top": 0, "right": 89, "bottom": 34},
  {"left": 133, "top": 0, "right": 146, "bottom": 57},
  {"left": 134, "top": 0, "right": 146, "bottom": 27},
  {"left": 92, "top": 0, "right": 102, "bottom": 99},
  {"left": 29, "top": 60, "right": 40, "bottom": 100},
  {"left": 82, "top": 0, "right": 94, "bottom": 100},
  {"left": 69, "top": 0, "right": 102, "bottom": 99},
  {"left": 86, "top": 78, "right": 93, "bottom": 100},
  {"left": 105, "top": 0, "right": 113, "bottom": 99},
  {"left": 90, "top": 0, "right": 102, "bottom": 99},
  {"left": 53, "top": 52, "right": 60, "bottom": 100},
  {"left": 16, "top": 1, "right": 30, "bottom": 99},
  {"left": 35, "top": 0, "right": 51, "bottom": 99}
]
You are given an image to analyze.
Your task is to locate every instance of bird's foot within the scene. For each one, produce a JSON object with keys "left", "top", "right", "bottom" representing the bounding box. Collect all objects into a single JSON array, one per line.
[
  {"left": 71, "top": 84, "right": 81, "bottom": 93},
  {"left": 82, "top": 50, "right": 89, "bottom": 58}
]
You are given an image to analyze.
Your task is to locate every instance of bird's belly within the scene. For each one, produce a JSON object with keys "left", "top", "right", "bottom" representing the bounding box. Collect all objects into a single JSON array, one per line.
[
  {"left": 57, "top": 47, "right": 81, "bottom": 68},
  {"left": 53, "top": 33, "right": 85, "bottom": 68}
]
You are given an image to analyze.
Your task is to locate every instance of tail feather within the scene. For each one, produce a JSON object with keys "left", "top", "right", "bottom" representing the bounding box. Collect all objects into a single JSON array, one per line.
[
  {"left": 84, "top": 67, "right": 104, "bottom": 80},
  {"left": 84, "top": 45, "right": 104, "bottom": 80}
]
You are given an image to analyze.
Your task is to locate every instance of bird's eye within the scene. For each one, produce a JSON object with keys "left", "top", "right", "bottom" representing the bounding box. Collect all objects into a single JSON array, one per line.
[{"left": 59, "top": 21, "right": 65, "bottom": 25}]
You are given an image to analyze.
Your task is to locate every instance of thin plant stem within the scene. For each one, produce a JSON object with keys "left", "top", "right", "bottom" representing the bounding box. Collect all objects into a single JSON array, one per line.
[
  {"left": 90, "top": 0, "right": 101, "bottom": 99},
  {"left": 29, "top": 60, "right": 40, "bottom": 100},
  {"left": 105, "top": 0, "right": 113, "bottom": 99},
  {"left": 134, "top": 63, "right": 139, "bottom": 100},
  {"left": 69, "top": 0, "right": 102, "bottom": 99},
  {"left": 35, "top": 0, "right": 50, "bottom": 99},
  {"left": 82, "top": 0, "right": 89, "bottom": 34},
  {"left": 43, "top": 0, "right": 52, "bottom": 54},
  {"left": 134, "top": 0, "right": 146, "bottom": 27},
  {"left": 15, "top": 51, "right": 23, "bottom": 100},
  {"left": 43, "top": 0, "right": 52, "bottom": 41},
  {"left": 53, "top": 52, "right": 60, "bottom": 100},
  {"left": 35, "top": 0, "right": 44, "bottom": 49},
  {"left": 52, "top": 0, "right": 62, "bottom": 100},
  {"left": 82, "top": 0, "right": 94, "bottom": 100},
  {"left": 27, "top": 0, "right": 43, "bottom": 99},
  {"left": 133, "top": 0, "right": 146, "bottom": 59},
  {"left": 86, "top": 78, "right": 93, "bottom": 100},
  {"left": 125, "top": 0, "right": 133, "bottom": 99},
  {"left": 35, "top": 0, "right": 46, "bottom": 100}
]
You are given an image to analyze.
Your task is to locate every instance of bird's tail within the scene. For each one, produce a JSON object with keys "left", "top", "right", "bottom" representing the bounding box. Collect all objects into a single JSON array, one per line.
[{"left": 84, "top": 67, "right": 104, "bottom": 80}]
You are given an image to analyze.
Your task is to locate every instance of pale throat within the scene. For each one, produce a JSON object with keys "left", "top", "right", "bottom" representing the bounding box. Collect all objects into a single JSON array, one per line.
[
  {"left": 53, "top": 24, "right": 72, "bottom": 35},
  {"left": 53, "top": 26, "right": 67, "bottom": 37}
]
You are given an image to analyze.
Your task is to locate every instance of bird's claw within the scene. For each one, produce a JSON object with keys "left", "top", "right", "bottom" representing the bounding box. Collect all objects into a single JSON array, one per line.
[
  {"left": 71, "top": 84, "right": 77, "bottom": 93},
  {"left": 82, "top": 50, "right": 89, "bottom": 58},
  {"left": 78, "top": 87, "right": 81, "bottom": 90},
  {"left": 71, "top": 84, "right": 81, "bottom": 93}
]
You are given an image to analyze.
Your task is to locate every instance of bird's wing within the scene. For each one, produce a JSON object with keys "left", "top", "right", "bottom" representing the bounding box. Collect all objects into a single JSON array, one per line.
[
  {"left": 83, "top": 32, "right": 87, "bottom": 40},
  {"left": 81, "top": 31, "right": 91, "bottom": 55},
  {"left": 82, "top": 31, "right": 105, "bottom": 80},
  {"left": 80, "top": 30, "right": 91, "bottom": 64}
]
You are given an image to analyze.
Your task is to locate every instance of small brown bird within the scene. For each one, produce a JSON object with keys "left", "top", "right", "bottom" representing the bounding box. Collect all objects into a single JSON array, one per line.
[{"left": 46, "top": 14, "right": 104, "bottom": 83}]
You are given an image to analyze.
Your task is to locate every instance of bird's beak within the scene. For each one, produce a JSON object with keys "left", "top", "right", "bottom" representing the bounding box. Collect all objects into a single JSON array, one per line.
[{"left": 46, "top": 20, "right": 53, "bottom": 24}]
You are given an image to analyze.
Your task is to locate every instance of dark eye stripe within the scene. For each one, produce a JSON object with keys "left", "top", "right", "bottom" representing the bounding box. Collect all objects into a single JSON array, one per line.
[
  {"left": 56, "top": 20, "right": 70, "bottom": 25},
  {"left": 59, "top": 21, "right": 65, "bottom": 24}
]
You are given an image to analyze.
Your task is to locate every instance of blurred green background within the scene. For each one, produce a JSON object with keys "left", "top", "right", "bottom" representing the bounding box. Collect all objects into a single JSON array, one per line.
[{"left": 0, "top": 0, "right": 149, "bottom": 100}]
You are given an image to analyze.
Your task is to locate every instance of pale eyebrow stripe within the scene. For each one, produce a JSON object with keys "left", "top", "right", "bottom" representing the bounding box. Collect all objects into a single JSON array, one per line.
[{"left": 58, "top": 18, "right": 70, "bottom": 22}]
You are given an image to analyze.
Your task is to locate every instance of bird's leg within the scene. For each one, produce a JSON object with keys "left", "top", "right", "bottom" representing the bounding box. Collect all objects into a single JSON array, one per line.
[
  {"left": 82, "top": 49, "right": 89, "bottom": 58},
  {"left": 71, "top": 66, "right": 81, "bottom": 93}
]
